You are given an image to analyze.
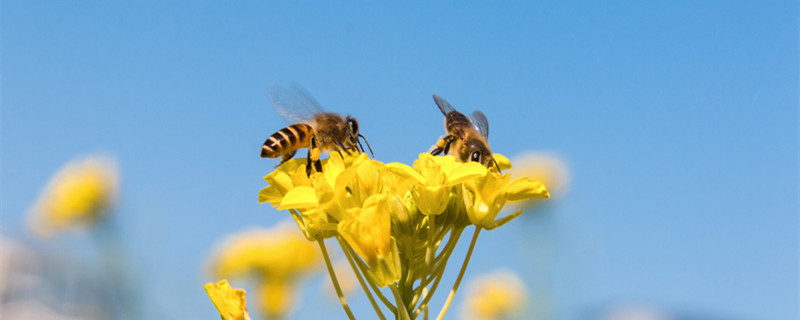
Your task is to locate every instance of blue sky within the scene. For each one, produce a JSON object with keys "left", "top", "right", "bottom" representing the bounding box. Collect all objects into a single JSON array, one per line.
[{"left": 2, "top": 1, "right": 797, "bottom": 319}]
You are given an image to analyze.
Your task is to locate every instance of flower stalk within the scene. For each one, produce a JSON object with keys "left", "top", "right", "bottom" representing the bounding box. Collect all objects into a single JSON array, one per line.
[
  {"left": 318, "top": 239, "right": 356, "bottom": 320},
  {"left": 435, "top": 227, "right": 481, "bottom": 320}
]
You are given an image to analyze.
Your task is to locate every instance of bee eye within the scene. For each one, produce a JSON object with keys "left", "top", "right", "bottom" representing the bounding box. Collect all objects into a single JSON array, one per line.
[
  {"left": 470, "top": 151, "right": 481, "bottom": 162},
  {"left": 348, "top": 119, "right": 359, "bottom": 134}
]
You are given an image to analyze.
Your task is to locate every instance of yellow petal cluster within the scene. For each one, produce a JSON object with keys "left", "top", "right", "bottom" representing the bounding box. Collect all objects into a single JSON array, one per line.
[
  {"left": 204, "top": 280, "right": 251, "bottom": 320},
  {"left": 259, "top": 152, "right": 548, "bottom": 294},
  {"left": 28, "top": 155, "right": 118, "bottom": 237},
  {"left": 461, "top": 270, "right": 528, "bottom": 320},
  {"left": 207, "top": 223, "right": 320, "bottom": 318},
  {"left": 337, "top": 194, "right": 401, "bottom": 287},
  {"left": 462, "top": 170, "right": 549, "bottom": 229}
]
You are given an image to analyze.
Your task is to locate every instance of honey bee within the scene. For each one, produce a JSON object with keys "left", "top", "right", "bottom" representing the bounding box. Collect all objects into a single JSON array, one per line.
[
  {"left": 429, "top": 94, "right": 500, "bottom": 171},
  {"left": 261, "top": 84, "right": 372, "bottom": 175}
]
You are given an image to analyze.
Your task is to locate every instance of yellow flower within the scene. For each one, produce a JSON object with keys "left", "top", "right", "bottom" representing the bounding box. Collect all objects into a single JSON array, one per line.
[
  {"left": 384, "top": 153, "right": 485, "bottom": 216},
  {"left": 27, "top": 155, "right": 118, "bottom": 237},
  {"left": 204, "top": 279, "right": 251, "bottom": 320},
  {"left": 462, "top": 170, "right": 549, "bottom": 229},
  {"left": 337, "top": 194, "right": 401, "bottom": 287},
  {"left": 259, "top": 152, "right": 371, "bottom": 240},
  {"left": 257, "top": 278, "right": 295, "bottom": 319},
  {"left": 208, "top": 222, "right": 320, "bottom": 318},
  {"left": 461, "top": 270, "right": 528, "bottom": 320}
]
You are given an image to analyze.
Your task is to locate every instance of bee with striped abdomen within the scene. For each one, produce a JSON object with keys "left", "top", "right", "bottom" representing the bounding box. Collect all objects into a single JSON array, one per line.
[
  {"left": 429, "top": 94, "right": 500, "bottom": 171},
  {"left": 261, "top": 84, "right": 372, "bottom": 176}
]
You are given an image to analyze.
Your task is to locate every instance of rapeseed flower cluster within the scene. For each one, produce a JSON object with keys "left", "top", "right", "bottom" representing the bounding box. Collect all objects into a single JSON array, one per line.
[
  {"left": 27, "top": 155, "right": 118, "bottom": 237},
  {"left": 252, "top": 151, "right": 548, "bottom": 320}
]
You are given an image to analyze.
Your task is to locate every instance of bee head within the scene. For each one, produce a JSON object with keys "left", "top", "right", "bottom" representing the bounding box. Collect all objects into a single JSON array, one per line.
[
  {"left": 345, "top": 116, "right": 359, "bottom": 148},
  {"left": 466, "top": 139, "right": 499, "bottom": 171},
  {"left": 344, "top": 116, "right": 373, "bottom": 157}
]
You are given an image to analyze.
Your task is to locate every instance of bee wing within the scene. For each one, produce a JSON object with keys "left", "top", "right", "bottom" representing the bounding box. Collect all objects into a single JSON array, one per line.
[
  {"left": 469, "top": 110, "right": 490, "bottom": 138},
  {"left": 268, "top": 83, "right": 324, "bottom": 124},
  {"left": 432, "top": 94, "right": 456, "bottom": 116}
]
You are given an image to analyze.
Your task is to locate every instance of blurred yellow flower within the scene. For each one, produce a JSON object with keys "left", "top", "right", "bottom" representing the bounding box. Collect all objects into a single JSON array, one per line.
[
  {"left": 207, "top": 223, "right": 320, "bottom": 318},
  {"left": 256, "top": 279, "right": 294, "bottom": 320},
  {"left": 27, "top": 155, "right": 118, "bottom": 237},
  {"left": 204, "top": 279, "right": 251, "bottom": 320},
  {"left": 510, "top": 152, "right": 570, "bottom": 201},
  {"left": 461, "top": 270, "right": 528, "bottom": 320}
]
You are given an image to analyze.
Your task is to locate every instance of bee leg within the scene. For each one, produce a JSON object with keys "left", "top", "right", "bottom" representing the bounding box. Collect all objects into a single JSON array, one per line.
[
  {"left": 306, "top": 135, "right": 323, "bottom": 176},
  {"left": 442, "top": 138, "right": 453, "bottom": 155},
  {"left": 358, "top": 134, "right": 374, "bottom": 158},
  {"left": 275, "top": 150, "right": 298, "bottom": 168},
  {"left": 314, "top": 157, "right": 323, "bottom": 172},
  {"left": 306, "top": 149, "right": 322, "bottom": 176},
  {"left": 305, "top": 149, "right": 312, "bottom": 176},
  {"left": 430, "top": 140, "right": 446, "bottom": 156},
  {"left": 431, "top": 135, "right": 456, "bottom": 156},
  {"left": 333, "top": 139, "right": 347, "bottom": 157}
]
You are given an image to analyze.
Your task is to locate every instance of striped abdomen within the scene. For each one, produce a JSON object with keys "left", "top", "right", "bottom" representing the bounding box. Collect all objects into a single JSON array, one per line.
[
  {"left": 261, "top": 123, "right": 313, "bottom": 158},
  {"left": 445, "top": 111, "right": 472, "bottom": 138}
]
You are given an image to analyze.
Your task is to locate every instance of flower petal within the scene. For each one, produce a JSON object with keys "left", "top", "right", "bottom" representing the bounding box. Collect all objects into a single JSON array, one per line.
[
  {"left": 278, "top": 186, "right": 319, "bottom": 210},
  {"left": 384, "top": 162, "right": 426, "bottom": 185},
  {"left": 493, "top": 153, "right": 512, "bottom": 171},
  {"left": 506, "top": 177, "right": 550, "bottom": 201},
  {"left": 413, "top": 185, "right": 449, "bottom": 215},
  {"left": 447, "top": 162, "right": 488, "bottom": 185},
  {"left": 338, "top": 195, "right": 391, "bottom": 267},
  {"left": 258, "top": 186, "right": 283, "bottom": 206},
  {"left": 204, "top": 280, "right": 251, "bottom": 320},
  {"left": 263, "top": 170, "right": 294, "bottom": 195}
]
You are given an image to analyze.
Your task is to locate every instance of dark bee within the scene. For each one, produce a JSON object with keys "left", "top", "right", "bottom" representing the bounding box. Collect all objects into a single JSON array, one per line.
[
  {"left": 429, "top": 94, "right": 500, "bottom": 171},
  {"left": 261, "top": 84, "right": 372, "bottom": 175}
]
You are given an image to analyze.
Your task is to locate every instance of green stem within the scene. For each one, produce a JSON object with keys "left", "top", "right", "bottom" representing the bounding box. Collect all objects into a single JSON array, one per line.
[
  {"left": 414, "top": 227, "right": 463, "bottom": 296},
  {"left": 415, "top": 214, "right": 435, "bottom": 310},
  {"left": 391, "top": 283, "right": 412, "bottom": 320},
  {"left": 435, "top": 227, "right": 481, "bottom": 320},
  {"left": 435, "top": 225, "right": 452, "bottom": 248},
  {"left": 430, "top": 227, "right": 463, "bottom": 273},
  {"left": 402, "top": 236, "right": 414, "bottom": 292},
  {"left": 336, "top": 236, "right": 387, "bottom": 320},
  {"left": 411, "top": 227, "right": 464, "bottom": 318},
  {"left": 317, "top": 239, "right": 356, "bottom": 320},
  {"left": 91, "top": 215, "right": 140, "bottom": 320},
  {"left": 425, "top": 214, "right": 435, "bottom": 275}
]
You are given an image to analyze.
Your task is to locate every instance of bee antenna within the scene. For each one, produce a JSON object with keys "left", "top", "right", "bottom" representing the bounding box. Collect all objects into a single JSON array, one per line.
[{"left": 358, "top": 134, "right": 374, "bottom": 158}]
